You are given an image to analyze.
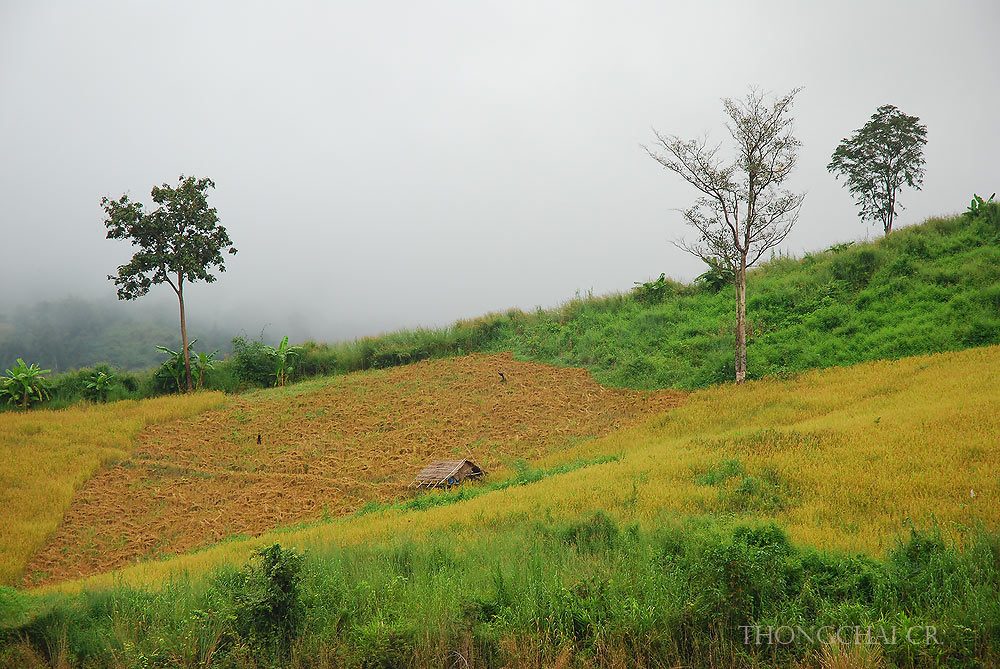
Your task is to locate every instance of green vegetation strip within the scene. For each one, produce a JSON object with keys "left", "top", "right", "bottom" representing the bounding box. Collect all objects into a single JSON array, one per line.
[
  {"left": 2, "top": 517, "right": 997, "bottom": 667},
  {"left": 354, "top": 455, "right": 622, "bottom": 518}
]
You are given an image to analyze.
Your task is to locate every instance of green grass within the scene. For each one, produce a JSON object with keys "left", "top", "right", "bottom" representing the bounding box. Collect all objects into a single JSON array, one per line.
[
  {"left": 3, "top": 518, "right": 997, "bottom": 667},
  {"left": 353, "top": 454, "right": 621, "bottom": 518}
]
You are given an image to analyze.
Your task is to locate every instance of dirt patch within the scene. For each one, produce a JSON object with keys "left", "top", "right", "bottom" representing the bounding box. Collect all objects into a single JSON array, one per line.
[{"left": 23, "top": 353, "right": 683, "bottom": 585}]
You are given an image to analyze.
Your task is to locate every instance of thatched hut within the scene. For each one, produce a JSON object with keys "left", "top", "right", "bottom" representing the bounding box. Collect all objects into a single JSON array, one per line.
[{"left": 411, "top": 459, "right": 485, "bottom": 489}]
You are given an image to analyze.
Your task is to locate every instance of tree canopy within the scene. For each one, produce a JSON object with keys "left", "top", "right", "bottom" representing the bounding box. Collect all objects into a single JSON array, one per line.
[
  {"left": 827, "top": 104, "right": 928, "bottom": 235},
  {"left": 102, "top": 175, "right": 236, "bottom": 391}
]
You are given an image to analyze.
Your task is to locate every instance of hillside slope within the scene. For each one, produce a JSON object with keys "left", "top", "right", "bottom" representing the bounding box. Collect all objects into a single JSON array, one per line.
[
  {"left": 13, "top": 344, "right": 998, "bottom": 668},
  {"left": 298, "top": 207, "right": 1000, "bottom": 390},
  {"left": 10, "top": 353, "right": 681, "bottom": 587},
  {"left": 39, "top": 343, "right": 1000, "bottom": 594}
]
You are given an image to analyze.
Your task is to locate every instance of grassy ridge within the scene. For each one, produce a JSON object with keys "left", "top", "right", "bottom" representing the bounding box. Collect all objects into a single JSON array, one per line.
[
  {"left": 297, "top": 209, "right": 1000, "bottom": 389},
  {"left": 5, "top": 344, "right": 1000, "bottom": 666},
  {"left": 0, "top": 393, "right": 227, "bottom": 585}
]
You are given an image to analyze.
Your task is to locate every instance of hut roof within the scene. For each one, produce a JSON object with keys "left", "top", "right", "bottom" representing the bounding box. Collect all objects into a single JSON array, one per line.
[{"left": 411, "top": 459, "right": 485, "bottom": 487}]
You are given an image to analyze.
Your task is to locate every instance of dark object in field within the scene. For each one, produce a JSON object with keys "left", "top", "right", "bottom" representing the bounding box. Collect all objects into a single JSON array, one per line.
[
  {"left": 411, "top": 459, "right": 486, "bottom": 489},
  {"left": 498, "top": 371, "right": 506, "bottom": 383},
  {"left": 257, "top": 432, "right": 262, "bottom": 444}
]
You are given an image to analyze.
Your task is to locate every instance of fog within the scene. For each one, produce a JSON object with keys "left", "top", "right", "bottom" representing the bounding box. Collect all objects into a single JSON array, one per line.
[{"left": 2, "top": 1, "right": 998, "bottom": 343}]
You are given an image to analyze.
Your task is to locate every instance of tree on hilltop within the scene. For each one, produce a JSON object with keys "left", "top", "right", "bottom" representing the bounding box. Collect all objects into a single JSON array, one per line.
[
  {"left": 102, "top": 175, "right": 237, "bottom": 392},
  {"left": 828, "top": 104, "right": 928, "bottom": 235},
  {"left": 644, "top": 87, "right": 805, "bottom": 384}
]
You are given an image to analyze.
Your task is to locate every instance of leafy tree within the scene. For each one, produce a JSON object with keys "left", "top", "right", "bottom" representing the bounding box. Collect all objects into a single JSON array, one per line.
[
  {"left": 1, "top": 359, "right": 52, "bottom": 409},
  {"left": 827, "top": 105, "right": 928, "bottom": 235},
  {"left": 645, "top": 88, "right": 805, "bottom": 383},
  {"left": 102, "top": 176, "right": 237, "bottom": 392}
]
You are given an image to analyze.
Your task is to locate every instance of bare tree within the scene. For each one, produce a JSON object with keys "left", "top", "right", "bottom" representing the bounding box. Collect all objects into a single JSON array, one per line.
[{"left": 644, "top": 88, "right": 805, "bottom": 383}]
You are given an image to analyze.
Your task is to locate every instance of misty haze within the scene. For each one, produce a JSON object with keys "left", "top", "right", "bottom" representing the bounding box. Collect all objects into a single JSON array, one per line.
[{"left": 2, "top": 1, "right": 998, "bottom": 370}]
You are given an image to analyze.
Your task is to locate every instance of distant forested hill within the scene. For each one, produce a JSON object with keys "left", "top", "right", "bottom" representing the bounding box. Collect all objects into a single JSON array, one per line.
[{"left": 0, "top": 297, "right": 235, "bottom": 372}]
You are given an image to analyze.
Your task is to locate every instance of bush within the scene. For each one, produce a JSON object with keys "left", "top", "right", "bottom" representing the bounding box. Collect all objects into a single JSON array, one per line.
[
  {"left": 558, "top": 511, "right": 620, "bottom": 553},
  {"left": 217, "top": 543, "right": 305, "bottom": 655},
  {"left": 230, "top": 335, "right": 277, "bottom": 388},
  {"left": 633, "top": 273, "right": 680, "bottom": 304},
  {"left": 695, "top": 261, "right": 735, "bottom": 293}
]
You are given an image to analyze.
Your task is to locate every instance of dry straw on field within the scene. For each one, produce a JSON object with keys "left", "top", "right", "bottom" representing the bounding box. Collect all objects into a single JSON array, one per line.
[
  {"left": 0, "top": 393, "right": 227, "bottom": 585},
  {"left": 34, "top": 344, "right": 1000, "bottom": 595},
  {"left": 17, "top": 353, "right": 683, "bottom": 586}
]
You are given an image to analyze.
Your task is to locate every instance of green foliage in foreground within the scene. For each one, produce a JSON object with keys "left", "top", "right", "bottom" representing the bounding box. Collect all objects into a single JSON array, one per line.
[
  {"left": 296, "top": 202, "right": 1000, "bottom": 390},
  {"left": 3, "top": 520, "right": 997, "bottom": 667}
]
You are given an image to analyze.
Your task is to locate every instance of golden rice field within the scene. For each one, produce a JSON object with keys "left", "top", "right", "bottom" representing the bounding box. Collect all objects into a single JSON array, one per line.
[
  {"left": 32, "top": 344, "right": 1000, "bottom": 596},
  {"left": 0, "top": 393, "right": 227, "bottom": 586}
]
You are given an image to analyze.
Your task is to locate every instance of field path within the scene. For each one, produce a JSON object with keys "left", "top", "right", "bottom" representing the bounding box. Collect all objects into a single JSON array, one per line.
[{"left": 23, "top": 353, "right": 683, "bottom": 585}]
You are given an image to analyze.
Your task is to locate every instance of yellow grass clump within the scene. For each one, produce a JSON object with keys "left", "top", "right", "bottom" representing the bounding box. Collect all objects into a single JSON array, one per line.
[
  {"left": 33, "top": 345, "right": 1000, "bottom": 595},
  {"left": 0, "top": 392, "right": 227, "bottom": 585}
]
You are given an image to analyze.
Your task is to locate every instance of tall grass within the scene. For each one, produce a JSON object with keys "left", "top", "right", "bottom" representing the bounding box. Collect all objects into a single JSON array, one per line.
[
  {"left": 0, "top": 393, "right": 227, "bottom": 585},
  {"left": 4, "top": 519, "right": 998, "bottom": 667}
]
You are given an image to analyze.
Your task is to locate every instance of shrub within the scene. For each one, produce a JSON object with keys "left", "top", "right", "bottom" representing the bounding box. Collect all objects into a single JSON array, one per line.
[
  {"left": 558, "top": 511, "right": 620, "bottom": 553},
  {"left": 633, "top": 273, "right": 679, "bottom": 304},
  {"left": 0, "top": 359, "right": 52, "bottom": 409},
  {"left": 231, "top": 335, "right": 277, "bottom": 388},
  {"left": 695, "top": 261, "right": 735, "bottom": 293},
  {"left": 81, "top": 369, "right": 116, "bottom": 403},
  {"left": 218, "top": 543, "right": 306, "bottom": 655}
]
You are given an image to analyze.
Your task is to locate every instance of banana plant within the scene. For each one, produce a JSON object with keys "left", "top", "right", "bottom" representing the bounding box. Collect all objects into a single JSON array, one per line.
[
  {"left": 194, "top": 349, "right": 218, "bottom": 390},
  {"left": 83, "top": 369, "right": 116, "bottom": 403},
  {"left": 1, "top": 358, "right": 52, "bottom": 409},
  {"left": 156, "top": 340, "right": 198, "bottom": 394},
  {"left": 966, "top": 193, "right": 999, "bottom": 227},
  {"left": 272, "top": 336, "right": 302, "bottom": 387}
]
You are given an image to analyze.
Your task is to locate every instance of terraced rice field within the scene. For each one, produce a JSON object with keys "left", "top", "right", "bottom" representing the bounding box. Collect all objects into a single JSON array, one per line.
[{"left": 21, "top": 352, "right": 683, "bottom": 585}]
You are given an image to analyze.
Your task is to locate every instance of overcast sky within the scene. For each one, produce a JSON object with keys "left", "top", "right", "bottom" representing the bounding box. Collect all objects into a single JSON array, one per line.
[{"left": 2, "top": 1, "right": 998, "bottom": 342}]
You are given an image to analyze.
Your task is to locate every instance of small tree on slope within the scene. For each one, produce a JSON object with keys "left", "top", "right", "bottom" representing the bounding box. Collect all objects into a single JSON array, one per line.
[
  {"left": 827, "top": 104, "right": 928, "bottom": 235},
  {"left": 644, "top": 87, "right": 805, "bottom": 384},
  {"left": 102, "top": 176, "right": 237, "bottom": 392}
]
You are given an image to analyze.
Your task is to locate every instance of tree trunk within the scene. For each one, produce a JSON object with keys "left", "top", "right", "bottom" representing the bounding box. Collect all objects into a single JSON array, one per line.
[
  {"left": 734, "top": 262, "right": 748, "bottom": 384},
  {"left": 177, "top": 279, "right": 194, "bottom": 393}
]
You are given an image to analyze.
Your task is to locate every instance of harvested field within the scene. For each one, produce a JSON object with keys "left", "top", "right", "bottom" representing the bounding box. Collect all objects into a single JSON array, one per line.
[{"left": 23, "top": 353, "right": 683, "bottom": 585}]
